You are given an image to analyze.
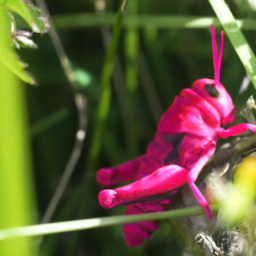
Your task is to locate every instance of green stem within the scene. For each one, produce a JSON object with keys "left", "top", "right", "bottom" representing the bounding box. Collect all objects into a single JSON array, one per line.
[
  {"left": 209, "top": 0, "right": 256, "bottom": 89},
  {"left": 125, "top": 0, "right": 139, "bottom": 157},
  {"left": 87, "top": 4, "right": 124, "bottom": 170},
  {"left": 31, "top": 107, "right": 70, "bottom": 137},
  {"left": 51, "top": 13, "right": 256, "bottom": 30},
  {"left": 0, "top": 6, "right": 36, "bottom": 256},
  {"left": 0, "top": 207, "right": 210, "bottom": 240}
]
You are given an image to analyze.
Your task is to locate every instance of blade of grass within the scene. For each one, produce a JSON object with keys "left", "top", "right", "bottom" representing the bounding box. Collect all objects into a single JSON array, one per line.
[
  {"left": 209, "top": 0, "right": 256, "bottom": 89},
  {"left": 94, "top": 0, "right": 130, "bottom": 162},
  {"left": 50, "top": 13, "right": 256, "bottom": 30},
  {"left": 125, "top": 0, "right": 139, "bottom": 157},
  {"left": 0, "top": 207, "right": 209, "bottom": 240},
  {"left": 31, "top": 107, "right": 70, "bottom": 137},
  {"left": 87, "top": 3, "right": 124, "bottom": 170},
  {"left": 139, "top": 50, "right": 164, "bottom": 124},
  {"left": 0, "top": 6, "right": 36, "bottom": 256},
  {"left": 142, "top": 28, "right": 179, "bottom": 108}
]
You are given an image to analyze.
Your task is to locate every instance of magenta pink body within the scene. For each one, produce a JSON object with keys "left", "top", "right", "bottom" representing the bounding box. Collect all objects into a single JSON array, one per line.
[
  {"left": 98, "top": 79, "right": 234, "bottom": 207},
  {"left": 96, "top": 26, "right": 256, "bottom": 246}
]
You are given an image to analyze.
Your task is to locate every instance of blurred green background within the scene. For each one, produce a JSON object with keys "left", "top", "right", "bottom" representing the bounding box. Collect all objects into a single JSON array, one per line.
[{"left": 2, "top": 0, "right": 256, "bottom": 255}]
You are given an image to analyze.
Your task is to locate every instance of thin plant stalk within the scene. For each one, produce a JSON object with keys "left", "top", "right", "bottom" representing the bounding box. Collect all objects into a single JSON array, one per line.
[
  {"left": 31, "top": 107, "right": 70, "bottom": 137},
  {"left": 51, "top": 13, "right": 256, "bottom": 30},
  {"left": 125, "top": 0, "right": 139, "bottom": 157},
  {"left": 0, "top": 207, "right": 208, "bottom": 240},
  {"left": 94, "top": 0, "right": 129, "bottom": 160},
  {"left": 34, "top": 0, "right": 76, "bottom": 88},
  {"left": 139, "top": 50, "right": 164, "bottom": 124},
  {"left": 34, "top": 0, "right": 88, "bottom": 225},
  {"left": 41, "top": 95, "right": 87, "bottom": 224},
  {"left": 87, "top": 2, "right": 125, "bottom": 171}
]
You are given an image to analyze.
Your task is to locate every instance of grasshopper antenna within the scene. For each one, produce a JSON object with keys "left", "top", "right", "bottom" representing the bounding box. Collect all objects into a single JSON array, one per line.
[{"left": 211, "top": 25, "right": 224, "bottom": 86}]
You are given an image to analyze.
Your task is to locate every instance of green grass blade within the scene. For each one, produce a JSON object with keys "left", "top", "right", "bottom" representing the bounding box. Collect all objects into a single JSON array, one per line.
[
  {"left": 125, "top": 0, "right": 139, "bottom": 157},
  {"left": 209, "top": 0, "right": 256, "bottom": 89},
  {"left": 87, "top": 4, "right": 124, "bottom": 168},
  {"left": 0, "top": 6, "right": 37, "bottom": 256},
  {"left": 31, "top": 107, "right": 70, "bottom": 137},
  {"left": 0, "top": 207, "right": 207, "bottom": 240},
  {"left": 51, "top": 13, "right": 256, "bottom": 30}
]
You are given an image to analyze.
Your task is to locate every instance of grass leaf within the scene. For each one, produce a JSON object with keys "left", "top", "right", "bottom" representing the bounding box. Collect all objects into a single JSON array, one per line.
[
  {"left": 51, "top": 13, "right": 256, "bottom": 30},
  {"left": 0, "top": 47, "right": 35, "bottom": 84},
  {"left": 0, "top": 207, "right": 207, "bottom": 240},
  {"left": 6, "top": 0, "right": 49, "bottom": 33}
]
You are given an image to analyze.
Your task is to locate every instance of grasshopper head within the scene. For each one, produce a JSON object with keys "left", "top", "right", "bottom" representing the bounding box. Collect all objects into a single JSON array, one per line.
[{"left": 192, "top": 25, "right": 235, "bottom": 125}]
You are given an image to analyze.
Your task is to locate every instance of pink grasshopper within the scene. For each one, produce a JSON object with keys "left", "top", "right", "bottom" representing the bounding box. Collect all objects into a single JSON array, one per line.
[{"left": 96, "top": 25, "right": 256, "bottom": 245}]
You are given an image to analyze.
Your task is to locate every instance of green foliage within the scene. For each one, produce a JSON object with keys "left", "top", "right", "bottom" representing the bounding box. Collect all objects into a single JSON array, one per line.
[
  {"left": 87, "top": 3, "right": 124, "bottom": 168},
  {"left": 5, "top": 0, "right": 33, "bottom": 28},
  {"left": 0, "top": 5, "right": 36, "bottom": 256},
  {"left": 4, "top": 0, "right": 49, "bottom": 33},
  {"left": 28, "top": 5, "right": 49, "bottom": 33},
  {"left": 124, "top": 0, "right": 139, "bottom": 157},
  {"left": 0, "top": 47, "right": 35, "bottom": 84},
  {"left": 0, "top": 0, "right": 49, "bottom": 84},
  {"left": 220, "top": 157, "right": 256, "bottom": 225}
]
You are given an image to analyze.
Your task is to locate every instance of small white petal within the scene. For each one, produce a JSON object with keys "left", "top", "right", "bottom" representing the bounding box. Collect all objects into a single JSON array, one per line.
[{"left": 16, "top": 36, "right": 38, "bottom": 49}]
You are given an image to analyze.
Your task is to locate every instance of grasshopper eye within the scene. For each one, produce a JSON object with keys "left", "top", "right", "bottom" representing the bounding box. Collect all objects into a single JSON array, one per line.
[{"left": 205, "top": 84, "right": 219, "bottom": 98}]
